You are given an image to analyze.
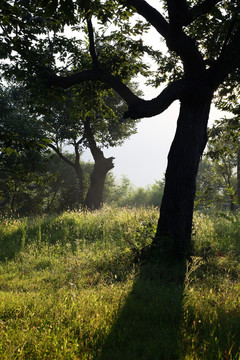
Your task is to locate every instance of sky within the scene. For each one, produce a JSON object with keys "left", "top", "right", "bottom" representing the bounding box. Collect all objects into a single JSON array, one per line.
[{"left": 82, "top": 1, "right": 227, "bottom": 188}]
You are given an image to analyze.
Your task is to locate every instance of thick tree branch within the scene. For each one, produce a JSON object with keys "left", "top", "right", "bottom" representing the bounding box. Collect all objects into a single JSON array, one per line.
[
  {"left": 83, "top": 118, "right": 105, "bottom": 162},
  {"left": 124, "top": 80, "right": 187, "bottom": 119},
  {"left": 219, "top": 16, "right": 239, "bottom": 57},
  {"left": 48, "top": 143, "right": 75, "bottom": 168},
  {"left": 76, "top": 136, "right": 85, "bottom": 147},
  {"left": 125, "top": 0, "right": 205, "bottom": 75},
  {"left": 74, "top": 140, "right": 81, "bottom": 167},
  {"left": 86, "top": 16, "right": 99, "bottom": 68},
  {"left": 189, "top": 0, "right": 223, "bottom": 24},
  {"left": 47, "top": 69, "right": 187, "bottom": 120},
  {"left": 167, "top": 0, "right": 223, "bottom": 27},
  {"left": 166, "top": 0, "right": 192, "bottom": 28},
  {"left": 47, "top": 69, "right": 140, "bottom": 107},
  {"left": 125, "top": 0, "right": 169, "bottom": 38}
]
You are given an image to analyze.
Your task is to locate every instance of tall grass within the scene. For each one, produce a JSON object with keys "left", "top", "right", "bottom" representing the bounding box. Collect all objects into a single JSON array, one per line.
[{"left": 0, "top": 207, "right": 240, "bottom": 359}]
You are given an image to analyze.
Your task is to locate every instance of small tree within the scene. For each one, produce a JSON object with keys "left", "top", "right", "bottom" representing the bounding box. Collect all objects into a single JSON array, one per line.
[
  {"left": 195, "top": 156, "right": 230, "bottom": 210},
  {"left": 40, "top": 82, "right": 140, "bottom": 209},
  {"left": 207, "top": 116, "right": 240, "bottom": 210}
]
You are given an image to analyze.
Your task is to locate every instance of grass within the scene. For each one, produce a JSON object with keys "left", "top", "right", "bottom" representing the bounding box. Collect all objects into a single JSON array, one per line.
[{"left": 0, "top": 206, "right": 240, "bottom": 359}]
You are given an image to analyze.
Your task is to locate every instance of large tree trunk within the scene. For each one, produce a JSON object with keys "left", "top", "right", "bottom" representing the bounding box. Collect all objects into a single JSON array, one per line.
[
  {"left": 85, "top": 155, "right": 114, "bottom": 210},
  {"left": 153, "top": 95, "right": 212, "bottom": 257}
]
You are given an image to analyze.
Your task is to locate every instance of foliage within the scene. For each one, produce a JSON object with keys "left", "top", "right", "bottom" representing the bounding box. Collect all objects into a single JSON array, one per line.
[
  {"left": 195, "top": 156, "right": 236, "bottom": 211},
  {"left": 0, "top": 85, "right": 50, "bottom": 214},
  {"left": 0, "top": 82, "right": 141, "bottom": 210},
  {"left": 104, "top": 175, "right": 164, "bottom": 208},
  {"left": 208, "top": 117, "right": 240, "bottom": 161},
  {"left": 207, "top": 116, "right": 240, "bottom": 209},
  {"left": 0, "top": 0, "right": 152, "bottom": 94},
  {"left": 195, "top": 112, "right": 240, "bottom": 211},
  {"left": 0, "top": 207, "right": 240, "bottom": 359},
  {"left": 0, "top": 150, "right": 94, "bottom": 216},
  {"left": 0, "top": 85, "right": 47, "bottom": 152},
  {"left": 41, "top": 80, "right": 141, "bottom": 151},
  {"left": 41, "top": 152, "right": 94, "bottom": 212}
]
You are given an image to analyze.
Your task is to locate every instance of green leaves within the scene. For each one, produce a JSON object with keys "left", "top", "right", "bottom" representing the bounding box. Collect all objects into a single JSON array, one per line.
[{"left": 44, "top": 0, "right": 58, "bottom": 17}]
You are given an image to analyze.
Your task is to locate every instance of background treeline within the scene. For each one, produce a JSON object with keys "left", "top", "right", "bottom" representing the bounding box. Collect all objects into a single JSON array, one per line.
[
  {"left": 0, "top": 150, "right": 164, "bottom": 215},
  {"left": 1, "top": 145, "right": 240, "bottom": 216}
]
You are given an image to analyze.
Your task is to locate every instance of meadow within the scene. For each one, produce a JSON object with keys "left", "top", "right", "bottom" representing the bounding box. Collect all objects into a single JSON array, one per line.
[{"left": 0, "top": 206, "right": 240, "bottom": 359}]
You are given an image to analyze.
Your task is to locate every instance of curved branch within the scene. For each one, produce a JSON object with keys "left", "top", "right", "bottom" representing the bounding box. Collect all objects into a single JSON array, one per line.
[
  {"left": 125, "top": 0, "right": 205, "bottom": 75},
  {"left": 47, "top": 69, "right": 140, "bottom": 107},
  {"left": 124, "top": 79, "right": 187, "bottom": 119},
  {"left": 125, "top": 0, "right": 169, "bottom": 38},
  {"left": 47, "top": 69, "right": 186, "bottom": 120},
  {"left": 167, "top": 0, "right": 223, "bottom": 27},
  {"left": 48, "top": 143, "right": 75, "bottom": 168}
]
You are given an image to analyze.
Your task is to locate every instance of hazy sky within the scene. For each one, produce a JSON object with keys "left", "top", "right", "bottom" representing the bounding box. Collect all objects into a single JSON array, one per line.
[{"left": 82, "top": 1, "right": 226, "bottom": 187}]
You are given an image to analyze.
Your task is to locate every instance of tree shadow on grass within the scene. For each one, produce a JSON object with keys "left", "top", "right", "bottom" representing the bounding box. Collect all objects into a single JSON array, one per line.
[{"left": 96, "top": 253, "right": 186, "bottom": 360}]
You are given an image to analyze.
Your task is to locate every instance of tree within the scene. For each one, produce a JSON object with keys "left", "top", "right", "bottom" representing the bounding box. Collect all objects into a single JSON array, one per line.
[
  {"left": 207, "top": 116, "right": 240, "bottom": 210},
  {"left": 1, "top": 0, "right": 240, "bottom": 257},
  {"left": 195, "top": 156, "right": 231, "bottom": 210},
  {"left": 0, "top": 86, "right": 50, "bottom": 215},
  {"left": 41, "top": 152, "right": 94, "bottom": 213},
  {"left": 104, "top": 176, "right": 164, "bottom": 207},
  {"left": 1, "top": 75, "right": 141, "bottom": 210},
  {"left": 41, "top": 82, "right": 140, "bottom": 210}
]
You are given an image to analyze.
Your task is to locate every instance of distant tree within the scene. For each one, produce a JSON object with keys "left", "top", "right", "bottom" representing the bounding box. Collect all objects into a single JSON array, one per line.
[
  {"left": 42, "top": 82, "right": 140, "bottom": 210},
  {"left": 104, "top": 175, "right": 164, "bottom": 208},
  {"left": 0, "top": 85, "right": 49, "bottom": 215},
  {"left": 207, "top": 116, "right": 240, "bottom": 210},
  {"left": 0, "top": 85, "right": 47, "bottom": 154},
  {"left": 42, "top": 152, "right": 94, "bottom": 213},
  {"left": 0, "top": 81, "right": 140, "bottom": 210},
  {"left": 122, "top": 181, "right": 164, "bottom": 207},
  {"left": 103, "top": 175, "right": 133, "bottom": 205},
  {"left": 195, "top": 157, "right": 226, "bottom": 210}
]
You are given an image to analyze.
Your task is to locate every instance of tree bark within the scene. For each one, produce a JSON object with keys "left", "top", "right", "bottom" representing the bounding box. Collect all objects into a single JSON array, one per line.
[
  {"left": 85, "top": 155, "right": 114, "bottom": 210},
  {"left": 153, "top": 94, "right": 212, "bottom": 257},
  {"left": 83, "top": 118, "right": 114, "bottom": 210}
]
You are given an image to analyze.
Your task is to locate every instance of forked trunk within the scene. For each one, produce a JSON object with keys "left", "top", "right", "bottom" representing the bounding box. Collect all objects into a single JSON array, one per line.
[
  {"left": 85, "top": 156, "right": 114, "bottom": 210},
  {"left": 153, "top": 96, "right": 212, "bottom": 257}
]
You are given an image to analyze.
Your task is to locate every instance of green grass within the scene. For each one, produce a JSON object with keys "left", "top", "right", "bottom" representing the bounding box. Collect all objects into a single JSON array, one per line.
[{"left": 0, "top": 206, "right": 240, "bottom": 359}]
